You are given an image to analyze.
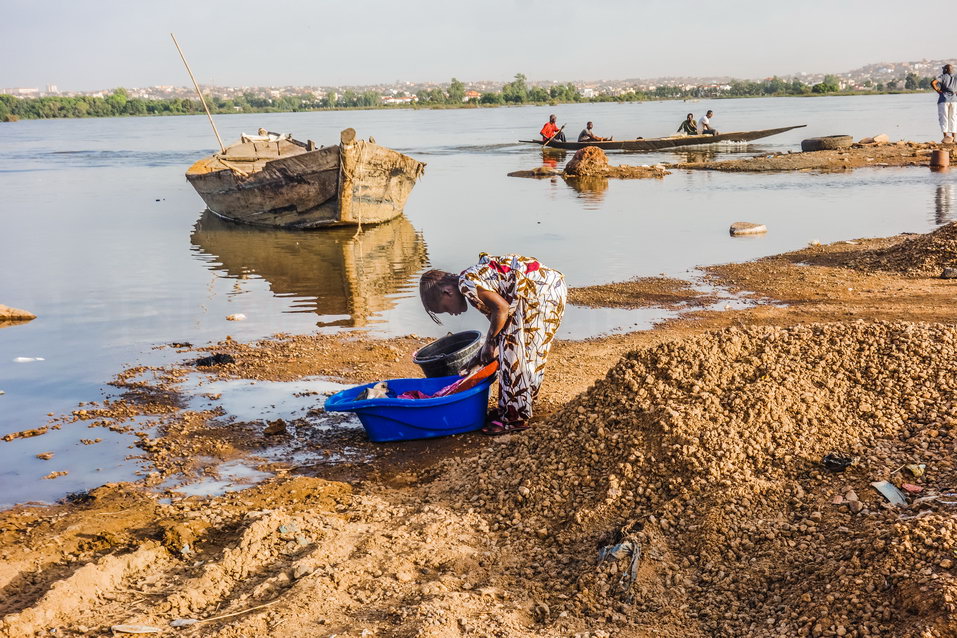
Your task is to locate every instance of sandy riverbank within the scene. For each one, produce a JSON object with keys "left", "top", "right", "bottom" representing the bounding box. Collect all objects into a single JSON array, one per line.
[
  {"left": 3, "top": 225, "right": 957, "bottom": 636},
  {"left": 675, "top": 140, "right": 954, "bottom": 172}
]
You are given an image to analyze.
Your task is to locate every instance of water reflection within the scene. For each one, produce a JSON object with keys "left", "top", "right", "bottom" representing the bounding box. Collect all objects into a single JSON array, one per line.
[
  {"left": 565, "top": 175, "right": 609, "bottom": 206},
  {"left": 190, "top": 212, "right": 428, "bottom": 327},
  {"left": 935, "top": 184, "right": 956, "bottom": 224},
  {"left": 678, "top": 149, "right": 721, "bottom": 164},
  {"left": 541, "top": 148, "right": 566, "bottom": 168}
]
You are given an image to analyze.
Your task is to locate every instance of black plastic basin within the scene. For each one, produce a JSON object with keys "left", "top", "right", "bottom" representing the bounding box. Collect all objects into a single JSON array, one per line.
[{"left": 413, "top": 330, "right": 484, "bottom": 378}]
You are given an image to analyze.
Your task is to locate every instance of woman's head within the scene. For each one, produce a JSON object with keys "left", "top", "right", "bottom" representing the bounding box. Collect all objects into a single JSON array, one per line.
[{"left": 419, "top": 270, "right": 467, "bottom": 324}]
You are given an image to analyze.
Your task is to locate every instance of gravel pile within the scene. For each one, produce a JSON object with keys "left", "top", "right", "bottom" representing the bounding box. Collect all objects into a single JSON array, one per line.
[
  {"left": 849, "top": 222, "right": 957, "bottom": 276},
  {"left": 450, "top": 322, "right": 957, "bottom": 637},
  {"left": 564, "top": 147, "right": 609, "bottom": 176}
]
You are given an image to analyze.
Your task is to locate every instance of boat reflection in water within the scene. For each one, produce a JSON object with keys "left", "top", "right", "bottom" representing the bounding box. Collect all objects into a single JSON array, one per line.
[{"left": 190, "top": 211, "right": 428, "bottom": 327}]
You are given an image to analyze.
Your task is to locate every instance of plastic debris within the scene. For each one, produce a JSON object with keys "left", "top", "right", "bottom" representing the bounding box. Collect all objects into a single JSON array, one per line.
[
  {"left": 169, "top": 619, "right": 198, "bottom": 628},
  {"left": 871, "top": 480, "right": 907, "bottom": 505},
  {"left": 598, "top": 538, "right": 641, "bottom": 585},
  {"left": 226, "top": 313, "right": 247, "bottom": 321},
  {"left": 110, "top": 625, "right": 162, "bottom": 634},
  {"left": 822, "top": 454, "right": 852, "bottom": 472},
  {"left": 12, "top": 357, "right": 45, "bottom": 363},
  {"left": 901, "top": 483, "right": 924, "bottom": 494}
]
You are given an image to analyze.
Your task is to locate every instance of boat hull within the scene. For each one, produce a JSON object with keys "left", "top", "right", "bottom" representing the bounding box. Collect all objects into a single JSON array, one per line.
[
  {"left": 186, "top": 131, "right": 425, "bottom": 229},
  {"left": 520, "top": 125, "right": 807, "bottom": 152}
]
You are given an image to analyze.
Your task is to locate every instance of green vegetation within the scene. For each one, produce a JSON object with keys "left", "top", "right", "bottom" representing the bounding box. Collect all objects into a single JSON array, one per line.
[{"left": 0, "top": 72, "right": 939, "bottom": 122}]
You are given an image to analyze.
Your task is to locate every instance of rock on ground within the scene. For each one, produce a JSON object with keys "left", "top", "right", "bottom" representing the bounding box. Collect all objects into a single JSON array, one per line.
[{"left": 0, "top": 305, "right": 36, "bottom": 321}]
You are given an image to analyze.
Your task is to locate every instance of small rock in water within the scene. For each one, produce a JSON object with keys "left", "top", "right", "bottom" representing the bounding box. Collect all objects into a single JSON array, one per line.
[
  {"left": 195, "top": 353, "right": 235, "bottom": 367},
  {"left": 41, "top": 471, "right": 67, "bottom": 480},
  {"left": 264, "top": 419, "right": 288, "bottom": 436},
  {"left": 35, "top": 452, "right": 54, "bottom": 460},
  {"left": 226, "top": 313, "right": 247, "bottom": 321},
  {"left": 0, "top": 304, "right": 37, "bottom": 321},
  {"left": 729, "top": 222, "right": 767, "bottom": 236}
]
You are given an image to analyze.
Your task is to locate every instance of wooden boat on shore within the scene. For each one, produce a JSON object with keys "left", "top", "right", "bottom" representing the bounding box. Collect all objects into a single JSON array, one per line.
[
  {"left": 186, "top": 128, "right": 425, "bottom": 229},
  {"left": 520, "top": 125, "right": 806, "bottom": 152}
]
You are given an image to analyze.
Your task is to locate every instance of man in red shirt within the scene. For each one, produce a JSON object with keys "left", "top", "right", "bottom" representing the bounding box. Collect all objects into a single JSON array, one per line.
[{"left": 540, "top": 114, "right": 565, "bottom": 142}]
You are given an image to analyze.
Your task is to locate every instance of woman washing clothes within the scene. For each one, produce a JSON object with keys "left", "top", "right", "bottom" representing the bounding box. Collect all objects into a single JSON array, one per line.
[{"left": 419, "top": 253, "right": 567, "bottom": 435}]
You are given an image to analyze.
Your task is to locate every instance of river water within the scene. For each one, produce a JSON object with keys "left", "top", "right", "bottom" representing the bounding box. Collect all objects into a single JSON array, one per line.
[{"left": 1, "top": 93, "right": 955, "bottom": 506}]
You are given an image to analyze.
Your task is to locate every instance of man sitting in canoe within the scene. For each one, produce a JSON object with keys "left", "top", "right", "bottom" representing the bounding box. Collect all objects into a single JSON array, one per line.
[
  {"left": 677, "top": 113, "right": 698, "bottom": 135},
  {"left": 699, "top": 110, "right": 718, "bottom": 135},
  {"left": 540, "top": 114, "right": 566, "bottom": 143},
  {"left": 578, "top": 121, "right": 611, "bottom": 142}
]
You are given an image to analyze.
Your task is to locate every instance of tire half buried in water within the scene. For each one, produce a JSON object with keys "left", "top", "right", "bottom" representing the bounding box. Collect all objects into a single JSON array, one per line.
[{"left": 801, "top": 135, "right": 854, "bottom": 152}]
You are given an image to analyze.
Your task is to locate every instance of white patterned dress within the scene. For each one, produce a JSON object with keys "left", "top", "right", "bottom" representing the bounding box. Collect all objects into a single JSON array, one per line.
[{"left": 458, "top": 254, "right": 567, "bottom": 424}]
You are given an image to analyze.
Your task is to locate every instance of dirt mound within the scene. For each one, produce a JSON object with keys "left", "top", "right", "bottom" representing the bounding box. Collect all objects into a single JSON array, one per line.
[
  {"left": 564, "top": 147, "right": 609, "bottom": 176},
  {"left": 848, "top": 222, "right": 957, "bottom": 276},
  {"left": 443, "top": 321, "right": 957, "bottom": 637}
]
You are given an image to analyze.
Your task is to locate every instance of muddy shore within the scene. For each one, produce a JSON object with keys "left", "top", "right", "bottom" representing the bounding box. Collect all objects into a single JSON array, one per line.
[
  {"left": 4, "top": 227, "right": 957, "bottom": 636},
  {"left": 674, "top": 140, "right": 955, "bottom": 172}
]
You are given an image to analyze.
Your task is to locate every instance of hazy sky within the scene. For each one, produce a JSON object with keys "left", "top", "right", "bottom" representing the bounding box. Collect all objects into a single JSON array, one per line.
[{"left": 2, "top": 0, "right": 954, "bottom": 90}]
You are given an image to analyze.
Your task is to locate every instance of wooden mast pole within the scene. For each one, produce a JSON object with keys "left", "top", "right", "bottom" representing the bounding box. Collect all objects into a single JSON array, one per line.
[{"left": 170, "top": 33, "right": 226, "bottom": 154}]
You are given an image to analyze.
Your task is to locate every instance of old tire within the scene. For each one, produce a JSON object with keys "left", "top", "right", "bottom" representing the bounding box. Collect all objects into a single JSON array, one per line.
[{"left": 801, "top": 135, "right": 853, "bottom": 152}]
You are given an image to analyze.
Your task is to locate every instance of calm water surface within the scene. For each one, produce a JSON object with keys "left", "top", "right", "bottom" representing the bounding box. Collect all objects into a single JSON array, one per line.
[{"left": 1, "top": 94, "right": 955, "bottom": 505}]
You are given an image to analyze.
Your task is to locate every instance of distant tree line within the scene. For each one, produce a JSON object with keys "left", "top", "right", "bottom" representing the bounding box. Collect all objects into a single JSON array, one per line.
[{"left": 0, "top": 72, "right": 939, "bottom": 122}]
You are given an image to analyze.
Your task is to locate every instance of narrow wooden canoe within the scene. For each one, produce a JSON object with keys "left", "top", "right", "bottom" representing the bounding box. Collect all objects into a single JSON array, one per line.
[
  {"left": 520, "top": 125, "right": 807, "bottom": 152},
  {"left": 190, "top": 210, "right": 427, "bottom": 327},
  {"left": 186, "top": 128, "right": 425, "bottom": 229}
]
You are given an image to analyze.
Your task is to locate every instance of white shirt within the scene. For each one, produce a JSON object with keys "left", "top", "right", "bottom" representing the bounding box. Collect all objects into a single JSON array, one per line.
[{"left": 699, "top": 115, "right": 711, "bottom": 130}]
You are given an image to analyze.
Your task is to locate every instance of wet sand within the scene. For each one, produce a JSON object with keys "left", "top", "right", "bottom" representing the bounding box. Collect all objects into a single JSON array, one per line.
[{"left": 4, "top": 227, "right": 957, "bottom": 636}]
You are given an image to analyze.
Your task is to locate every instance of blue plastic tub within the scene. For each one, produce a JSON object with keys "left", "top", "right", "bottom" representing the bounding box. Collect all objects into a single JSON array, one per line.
[{"left": 323, "top": 375, "right": 495, "bottom": 442}]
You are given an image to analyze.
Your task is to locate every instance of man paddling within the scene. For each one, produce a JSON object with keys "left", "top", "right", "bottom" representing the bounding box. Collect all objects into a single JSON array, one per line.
[
  {"left": 540, "top": 114, "right": 566, "bottom": 143},
  {"left": 578, "top": 121, "right": 610, "bottom": 142}
]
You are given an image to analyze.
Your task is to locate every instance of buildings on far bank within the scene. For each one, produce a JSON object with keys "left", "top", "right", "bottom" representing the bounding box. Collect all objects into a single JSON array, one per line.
[{"left": 3, "top": 58, "right": 950, "bottom": 104}]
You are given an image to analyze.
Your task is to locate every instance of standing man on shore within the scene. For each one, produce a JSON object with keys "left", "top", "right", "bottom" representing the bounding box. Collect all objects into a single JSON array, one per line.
[
  {"left": 540, "top": 114, "right": 566, "bottom": 143},
  {"left": 932, "top": 64, "right": 957, "bottom": 143}
]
